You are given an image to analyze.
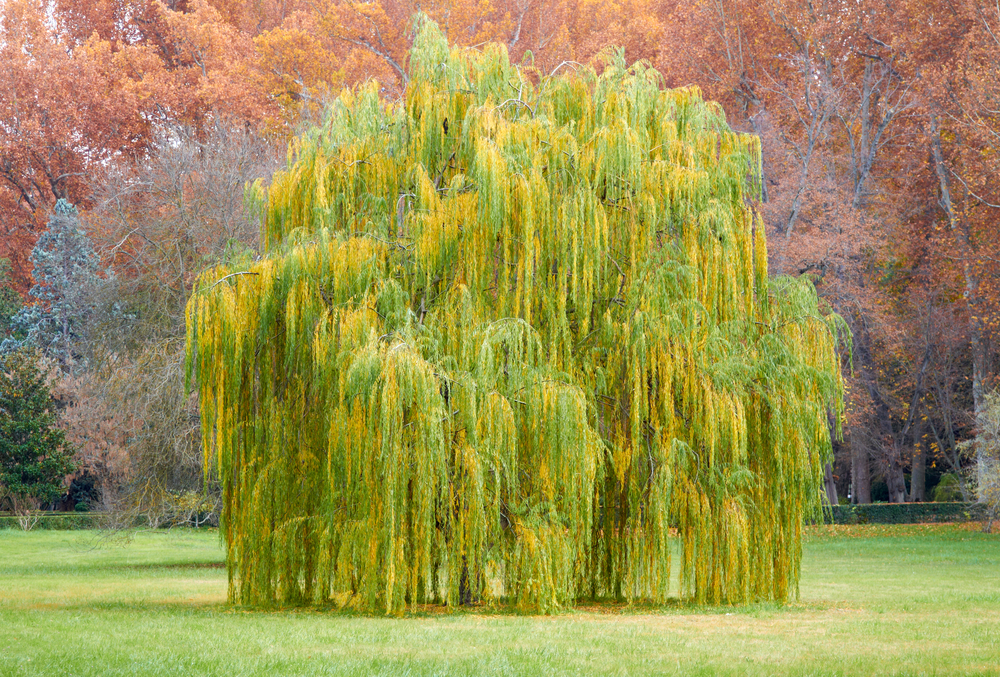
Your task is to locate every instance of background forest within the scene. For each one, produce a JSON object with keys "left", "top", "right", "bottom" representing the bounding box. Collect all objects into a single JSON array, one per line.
[{"left": 1, "top": 0, "right": 999, "bottom": 519}]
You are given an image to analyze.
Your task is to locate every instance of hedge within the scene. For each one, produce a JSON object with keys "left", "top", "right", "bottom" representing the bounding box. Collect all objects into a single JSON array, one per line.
[
  {"left": 0, "top": 512, "right": 103, "bottom": 530},
  {"left": 819, "top": 502, "right": 987, "bottom": 525},
  {"left": 0, "top": 511, "right": 218, "bottom": 530}
]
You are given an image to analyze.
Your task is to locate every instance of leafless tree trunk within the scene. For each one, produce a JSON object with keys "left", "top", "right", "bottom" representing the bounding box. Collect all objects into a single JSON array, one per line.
[
  {"left": 931, "top": 117, "right": 989, "bottom": 497},
  {"left": 823, "top": 462, "right": 838, "bottom": 504},
  {"left": 909, "top": 440, "right": 926, "bottom": 502},
  {"left": 852, "top": 442, "right": 872, "bottom": 504}
]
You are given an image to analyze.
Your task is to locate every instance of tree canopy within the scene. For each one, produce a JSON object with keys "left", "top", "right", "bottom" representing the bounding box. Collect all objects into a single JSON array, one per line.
[{"left": 186, "top": 18, "right": 846, "bottom": 614}]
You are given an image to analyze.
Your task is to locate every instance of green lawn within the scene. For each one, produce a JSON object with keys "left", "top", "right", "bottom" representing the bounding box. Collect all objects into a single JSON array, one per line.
[{"left": 0, "top": 524, "right": 997, "bottom": 676}]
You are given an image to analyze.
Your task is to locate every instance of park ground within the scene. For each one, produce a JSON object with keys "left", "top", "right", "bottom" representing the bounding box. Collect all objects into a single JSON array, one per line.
[{"left": 0, "top": 524, "right": 997, "bottom": 676}]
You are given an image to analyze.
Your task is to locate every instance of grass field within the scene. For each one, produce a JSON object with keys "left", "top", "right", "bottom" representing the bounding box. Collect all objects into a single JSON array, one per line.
[{"left": 0, "top": 524, "right": 997, "bottom": 676}]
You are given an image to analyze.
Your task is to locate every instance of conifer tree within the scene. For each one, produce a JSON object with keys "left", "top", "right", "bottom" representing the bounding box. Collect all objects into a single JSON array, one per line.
[
  {"left": 0, "top": 349, "right": 75, "bottom": 514},
  {"left": 187, "top": 18, "right": 846, "bottom": 613},
  {"left": 3, "top": 200, "right": 100, "bottom": 365}
]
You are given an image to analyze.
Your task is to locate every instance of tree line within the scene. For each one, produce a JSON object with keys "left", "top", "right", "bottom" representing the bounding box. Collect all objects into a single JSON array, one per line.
[{"left": 1, "top": 0, "right": 999, "bottom": 517}]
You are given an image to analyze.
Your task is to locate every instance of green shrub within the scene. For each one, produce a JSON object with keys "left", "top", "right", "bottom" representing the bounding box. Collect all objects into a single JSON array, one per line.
[
  {"left": 0, "top": 349, "right": 75, "bottom": 518},
  {"left": 821, "top": 502, "right": 986, "bottom": 525},
  {"left": 932, "top": 473, "right": 966, "bottom": 502}
]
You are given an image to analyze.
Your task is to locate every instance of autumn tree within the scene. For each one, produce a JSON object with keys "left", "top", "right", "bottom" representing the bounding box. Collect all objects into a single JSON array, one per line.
[
  {"left": 0, "top": 0, "right": 282, "bottom": 295},
  {"left": 187, "top": 20, "right": 845, "bottom": 613},
  {"left": 0, "top": 0, "right": 153, "bottom": 291},
  {"left": 65, "top": 123, "right": 279, "bottom": 521},
  {"left": 899, "top": 0, "right": 1000, "bottom": 496},
  {"left": 88, "top": 123, "right": 276, "bottom": 346}
]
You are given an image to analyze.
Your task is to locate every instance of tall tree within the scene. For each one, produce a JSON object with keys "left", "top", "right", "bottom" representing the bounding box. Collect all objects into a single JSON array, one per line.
[
  {"left": 0, "top": 0, "right": 151, "bottom": 290},
  {"left": 889, "top": 0, "right": 1000, "bottom": 497},
  {"left": 188, "top": 20, "right": 845, "bottom": 613}
]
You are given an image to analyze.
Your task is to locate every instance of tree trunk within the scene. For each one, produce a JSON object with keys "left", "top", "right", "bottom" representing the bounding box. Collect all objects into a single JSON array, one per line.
[
  {"left": 850, "top": 318, "right": 890, "bottom": 505},
  {"left": 458, "top": 556, "right": 473, "bottom": 606},
  {"left": 823, "top": 462, "right": 838, "bottom": 504},
  {"left": 971, "top": 318, "right": 988, "bottom": 498},
  {"left": 886, "top": 453, "right": 907, "bottom": 504},
  {"left": 852, "top": 443, "right": 872, "bottom": 504},
  {"left": 910, "top": 444, "right": 926, "bottom": 502}
]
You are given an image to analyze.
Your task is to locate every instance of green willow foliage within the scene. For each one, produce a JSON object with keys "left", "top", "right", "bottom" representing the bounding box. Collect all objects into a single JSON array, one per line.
[{"left": 186, "top": 18, "right": 846, "bottom": 613}]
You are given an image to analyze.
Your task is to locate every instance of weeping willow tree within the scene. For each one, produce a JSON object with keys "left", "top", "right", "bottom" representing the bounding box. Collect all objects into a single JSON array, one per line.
[{"left": 186, "top": 18, "right": 846, "bottom": 614}]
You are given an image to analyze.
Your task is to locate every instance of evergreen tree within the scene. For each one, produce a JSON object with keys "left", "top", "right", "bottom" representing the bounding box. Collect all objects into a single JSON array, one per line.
[
  {"left": 3, "top": 200, "right": 100, "bottom": 364},
  {"left": 0, "top": 349, "right": 75, "bottom": 513},
  {"left": 187, "top": 19, "right": 847, "bottom": 613}
]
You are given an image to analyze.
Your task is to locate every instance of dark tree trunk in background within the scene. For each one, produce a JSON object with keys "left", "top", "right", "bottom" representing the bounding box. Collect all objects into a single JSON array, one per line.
[
  {"left": 910, "top": 444, "right": 926, "bottom": 502},
  {"left": 887, "top": 452, "right": 908, "bottom": 503},
  {"left": 824, "top": 462, "right": 839, "bottom": 504},
  {"left": 853, "top": 444, "right": 872, "bottom": 504}
]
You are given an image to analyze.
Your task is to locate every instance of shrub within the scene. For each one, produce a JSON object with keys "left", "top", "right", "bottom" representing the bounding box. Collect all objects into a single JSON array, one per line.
[{"left": 932, "top": 473, "right": 966, "bottom": 502}]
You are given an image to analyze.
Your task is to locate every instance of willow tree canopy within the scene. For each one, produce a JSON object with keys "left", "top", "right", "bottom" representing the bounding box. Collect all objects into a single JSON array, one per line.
[{"left": 186, "top": 18, "right": 845, "bottom": 614}]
